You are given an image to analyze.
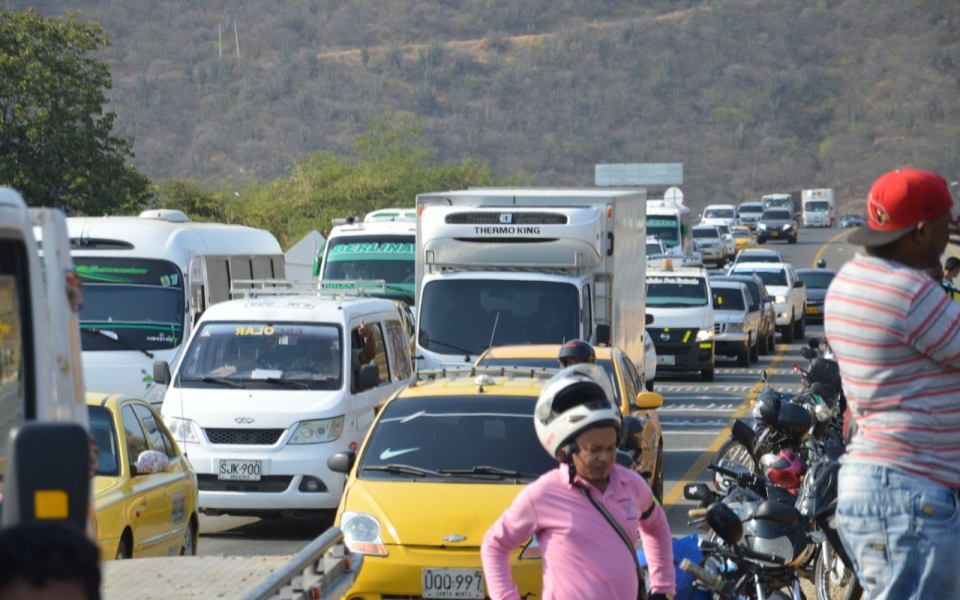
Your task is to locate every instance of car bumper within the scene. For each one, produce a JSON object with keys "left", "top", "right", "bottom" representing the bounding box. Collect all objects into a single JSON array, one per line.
[
  {"left": 757, "top": 229, "right": 794, "bottom": 239},
  {"left": 343, "top": 546, "right": 541, "bottom": 600},
  {"left": 186, "top": 441, "right": 349, "bottom": 511},
  {"left": 774, "top": 303, "right": 793, "bottom": 326},
  {"left": 805, "top": 302, "right": 824, "bottom": 321},
  {"left": 653, "top": 341, "right": 715, "bottom": 371}
]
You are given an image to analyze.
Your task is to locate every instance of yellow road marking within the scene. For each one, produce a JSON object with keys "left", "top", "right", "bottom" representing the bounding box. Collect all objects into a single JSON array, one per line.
[
  {"left": 661, "top": 343, "right": 786, "bottom": 509},
  {"left": 812, "top": 228, "right": 854, "bottom": 267}
]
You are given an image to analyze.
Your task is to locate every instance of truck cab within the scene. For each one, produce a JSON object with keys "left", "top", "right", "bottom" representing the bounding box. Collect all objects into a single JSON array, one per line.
[
  {"left": 645, "top": 262, "right": 716, "bottom": 381},
  {"left": 802, "top": 188, "right": 835, "bottom": 227},
  {"left": 415, "top": 188, "right": 648, "bottom": 372}
]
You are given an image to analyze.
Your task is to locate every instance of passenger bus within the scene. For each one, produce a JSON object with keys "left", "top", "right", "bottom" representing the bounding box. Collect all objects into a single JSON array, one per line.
[{"left": 43, "top": 209, "right": 285, "bottom": 405}]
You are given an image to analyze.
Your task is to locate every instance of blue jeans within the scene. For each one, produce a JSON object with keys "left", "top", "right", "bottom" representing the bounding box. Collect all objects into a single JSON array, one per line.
[{"left": 836, "top": 462, "right": 960, "bottom": 600}]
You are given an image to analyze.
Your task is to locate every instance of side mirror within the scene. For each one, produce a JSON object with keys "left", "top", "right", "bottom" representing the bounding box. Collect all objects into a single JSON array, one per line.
[
  {"left": 645, "top": 313, "right": 654, "bottom": 325},
  {"left": 622, "top": 415, "right": 644, "bottom": 436},
  {"left": 730, "top": 418, "right": 757, "bottom": 452},
  {"left": 595, "top": 324, "right": 611, "bottom": 346},
  {"left": 615, "top": 450, "right": 634, "bottom": 468},
  {"left": 706, "top": 502, "right": 744, "bottom": 545},
  {"left": 794, "top": 280, "right": 804, "bottom": 288},
  {"left": 135, "top": 450, "right": 170, "bottom": 475},
  {"left": 635, "top": 391, "right": 663, "bottom": 410},
  {"left": 750, "top": 304, "right": 759, "bottom": 312},
  {"left": 153, "top": 361, "right": 171, "bottom": 386},
  {"left": 327, "top": 450, "right": 357, "bottom": 474},
  {"left": 356, "top": 364, "right": 380, "bottom": 392},
  {"left": 683, "top": 482, "right": 713, "bottom": 501}
]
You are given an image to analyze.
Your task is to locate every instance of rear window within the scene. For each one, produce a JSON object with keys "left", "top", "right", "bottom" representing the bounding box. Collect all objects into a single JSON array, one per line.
[
  {"left": 733, "top": 269, "right": 787, "bottom": 287},
  {"left": 692, "top": 228, "right": 719, "bottom": 239},
  {"left": 797, "top": 271, "right": 836, "bottom": 289},
  {"left": 358, "top": 395, "right": 556, "bottom": 482},
  {"left": 712, "top": 288, "right": 745, "bottom": 311}
]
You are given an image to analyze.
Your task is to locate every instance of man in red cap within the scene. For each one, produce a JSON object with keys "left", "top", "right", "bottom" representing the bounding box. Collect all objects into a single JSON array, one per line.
[{"left": 824, "top": 168, "right": 960, "bottom": 599}]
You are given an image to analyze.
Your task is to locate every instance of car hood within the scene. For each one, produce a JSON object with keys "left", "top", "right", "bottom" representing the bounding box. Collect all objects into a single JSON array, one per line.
[
  {"left": 160, "top": 387, "right": 345, "bottom": 427},
  {"left": 760, "top": 218, "right": 794, "bottom": 226},
  {"left": 714, "top": 310, "right": 747, "bottom": 323},
  {"left": 646, "top": 306, "right": 713, "bottom": 329},
  {"left": 342, "top": 479, "right": 528, "bottom": 548}
]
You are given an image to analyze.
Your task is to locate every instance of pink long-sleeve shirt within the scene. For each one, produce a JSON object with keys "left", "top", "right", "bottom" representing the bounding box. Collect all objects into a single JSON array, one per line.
[{"left": 481, "top": 463, "right": 676, "bottom": 600}]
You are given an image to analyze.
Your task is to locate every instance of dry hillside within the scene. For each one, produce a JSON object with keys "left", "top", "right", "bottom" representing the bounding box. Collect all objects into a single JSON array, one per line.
[{"left": 12, "top": 0, "right": 960, "bottom": 213}]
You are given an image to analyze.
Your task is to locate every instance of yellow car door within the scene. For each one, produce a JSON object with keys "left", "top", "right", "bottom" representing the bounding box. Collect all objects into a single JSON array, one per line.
[
  {"left": 132, "top": 403, "right": 193, "bottom": 556},
  {"left": 119, "top": 403, "right": 173, "bottom": 557}
]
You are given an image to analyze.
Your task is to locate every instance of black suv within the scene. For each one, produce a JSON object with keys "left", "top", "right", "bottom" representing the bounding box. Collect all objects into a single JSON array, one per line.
[{"left": 756, "top": 208, "right": 798, "bottom": 244}]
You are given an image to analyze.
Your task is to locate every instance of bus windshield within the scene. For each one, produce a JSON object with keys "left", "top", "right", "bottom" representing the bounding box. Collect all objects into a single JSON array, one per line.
[
  {"left": 321, "top": 234, "right": 415, "bottom": 302},
  {"left": 74, "top": 258, "right": 185, "bottom": 351},
  {"left": 647, "top": 216, "right": 681, "bottom": 247}
]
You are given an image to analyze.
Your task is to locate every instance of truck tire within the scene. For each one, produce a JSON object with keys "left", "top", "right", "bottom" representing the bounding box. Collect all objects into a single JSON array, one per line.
[
  {"left": 758, "top": 237, "right": 766, "bottom": 245},
  {"left": 750, "top": 336, "right": 760, "bottom": 362},
  {"left": 781, "top": 316, "right": 795, "bottom": 343},
  {"left": 767, "top": 331, "right": 777, "bottom": 354},
  {"left": 758, "top": 331, "right": 769, "bottom": 355},
  {"left": 795, "top": 312, "right": 806, "bottom": 338},
  {"left": 736, "top": 342, "right": 750, "bottom": 367},
  {"left": 788, "top": 235, "right": 798, "bottom": 244},
  {"left": 701, "top": 367, "right": 715, "bottom": 382}
]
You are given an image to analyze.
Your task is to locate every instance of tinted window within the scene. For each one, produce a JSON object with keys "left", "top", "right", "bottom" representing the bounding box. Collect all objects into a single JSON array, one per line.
[
  {"left": 646, "top": 276, "right": 709, "bottom": 307},
  {"left": 321, "top": 234, "right": 415, "bottom": 288},
  {"left": 419, "top": 280, "right": 579, "bottom": 355},
  {"left": 384, "top": 319, "right": 413, "bottom": 382},
  {"left": 692, "top": 228, "right": 719, "bottom": 239},
  {"left": 739, "top": 205, "right": 763, "bottom": 214},
  {"left": 762, "top": 210, "right": 792, "bottom": 220},
  {"left": 733, "top": 269, "right": 787, "bottom": 287},
  {"left": 704, "top": 208, "right": 735, "bottom": 219},
  {"left": 797, "top": 271, "right": 836, "bottom": 289},
  {"left": 121, "top": 405, "right": 149, "bottom": 468},
  {"left": 89, "top": 406, "right": 120, "bottom": 476},
  {"left": 133, "top": 403, "right": 174, "bottom": 457},
  {"left": 358, "top": 395, "right": 556, "bottom": 481},
  {"left": 713, "top": 289, "right": 746, "bottom": 311}
]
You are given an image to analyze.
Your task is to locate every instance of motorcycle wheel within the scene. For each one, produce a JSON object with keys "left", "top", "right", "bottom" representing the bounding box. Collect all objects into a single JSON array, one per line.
[
  {"left": 711, "top": 438, "right": 757, "bottom": 489},
  {"left": 815, "top": 542, "right": 862, "bottom": 600}
]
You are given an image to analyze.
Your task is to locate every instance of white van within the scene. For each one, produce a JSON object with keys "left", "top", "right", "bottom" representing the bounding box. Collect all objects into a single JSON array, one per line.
[{"left": 154, "top": 284, "right": 415, "bottom": 518}]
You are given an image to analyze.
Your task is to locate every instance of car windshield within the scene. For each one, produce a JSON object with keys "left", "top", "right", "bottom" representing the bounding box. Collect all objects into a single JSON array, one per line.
[
  {"left": 737, "top": 253, "right": 780, "bottom": 263},
  {"left": 89, "top": 405, "right": 120, "bottom": 477},
  {"left": 478, "top": 357, "right": 620, "bottom": 402},
  {"left": 646, "top": 275, "right": 709, "bottom": 307},
  {"left": 734, "top": 269, "right": 787, "bottom": 287},
  {"left": 419, "top": 279, "right": 579, "bottom": 356},
  {"left": 358, "top": 395, "right": 556, "bottom": 481},
  {"left": 321, "top": 234, "right": 415, "bottom": 288},
  {"left": 712, "top": 289, "right": 745, "bottom": 311},
  {"left": 717, "top": 225, "right": 731, "bottom": 234},
  {"left": 646, "top": 242, "right": 664, "bottom": 255},
  {"left": 647, "top": 216, "right": 681, "bottom": 247},
  {"left": 739, "top": 205, "right": 763, "bottom": 214},
  {"left": 797, "top": 271, "right": 836, "bottom": 289},
  {"left": 692, "top": 228, "right": 719, "bottom": 239},
  {"left": 176, "top": 322, "right": 344, "bottom": 390},
  {"left": 731, "top": 229, "right": 751, "bottom": 238},
  {"left": 704, "top": 208, "right": 735, "bottom": 219},
  {"left": 804, "top": 201, "right": 830, "bottom": 212},
  {"left": 762, "top": 210, "right": 792, "bottom": 220}
]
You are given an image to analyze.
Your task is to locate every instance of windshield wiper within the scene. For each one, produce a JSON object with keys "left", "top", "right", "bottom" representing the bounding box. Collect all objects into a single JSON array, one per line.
[
  {"left": 179, "top": 376, "right": 245, "bottom": 389},
  {"left": 362, "top": 464, "right": 445, "bottom": 477},
  {"left": 261, "top": 377, "right": 309, "bottom": 389},
  {"left": 437, "top": 466, "right": 535, "bottom": 479},
  {"left": 81, "top": 328, "right": 154, "bottom": 358},
  {"left": 422, "top": 336, "right": 478, "bottom": 357},
  {"left": 384, "top": 284, "right": 416, "bottom": 304}
]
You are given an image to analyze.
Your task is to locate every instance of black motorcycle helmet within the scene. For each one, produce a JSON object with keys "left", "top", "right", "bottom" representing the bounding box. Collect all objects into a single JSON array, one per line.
[
  {"left": 558, "top": 339, "right": 596, "bottom": 367},
  {"left": 817, "top": 258, "right": 827, "bottom": 268}
]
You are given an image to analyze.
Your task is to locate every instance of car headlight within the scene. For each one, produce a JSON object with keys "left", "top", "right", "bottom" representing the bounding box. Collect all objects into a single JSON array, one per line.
[
  {"left": 725, "top": 322, "right": 743, "bottom": 332},
  {"left": 758, "top": 223, "right": 768, "bottom": 229},
  {"left": 290, "top": 416, "right": 344, "bottom": 444},
  {"left": 166, "top": 417, "right": 200, "bottom": 444},
  {"left": 696, "top": 329, "right": 715, "bottom": 341},
  {"left": 781, "top": 224, "right": 792, "bottom": 230},
  {"left": 774, "top": 295, "right": 787, "bottom": 304},
  {"left": 341, "top": 511, "right": 388, "bottom": 556}
]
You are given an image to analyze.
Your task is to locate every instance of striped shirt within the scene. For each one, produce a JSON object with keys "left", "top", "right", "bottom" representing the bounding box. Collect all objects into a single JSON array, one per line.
[{"left": 824, "top": 253, "right": 960, "bottom": 489}]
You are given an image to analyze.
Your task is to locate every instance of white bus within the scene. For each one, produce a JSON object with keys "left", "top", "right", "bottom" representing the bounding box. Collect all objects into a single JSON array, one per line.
[{"left": 46, "top": 209, "right": 285, "bottom": 405}]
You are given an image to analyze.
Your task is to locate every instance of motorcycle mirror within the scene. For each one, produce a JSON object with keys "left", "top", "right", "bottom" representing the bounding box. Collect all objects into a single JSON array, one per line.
[
  {"left": 683, "top": 482, "right": 713, "bottom": 501},
  {"left": 731, "top": 419, "right": 757, "bottom": 451},
  {"left": 705, "top": 502, "right": 744, "bottom": 545},
  {"left": 808, "top": 338, "right": 820, "bottom": 349},
  {"left": 800, "top": 347, "right": 817, "bottom": 359}
]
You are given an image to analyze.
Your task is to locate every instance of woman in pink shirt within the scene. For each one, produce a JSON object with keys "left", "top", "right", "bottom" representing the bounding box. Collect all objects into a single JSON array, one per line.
[{"left": 481, "top": 363, "right": 676, "bottom": 600}]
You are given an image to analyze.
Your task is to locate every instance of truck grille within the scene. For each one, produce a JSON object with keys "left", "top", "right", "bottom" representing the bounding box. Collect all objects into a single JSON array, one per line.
[
  {"left": 197, "top": 475, "right": 293, "bottom": 493},
  {"left": 204, "top": 428, "right": 285, "bottom": 445},
  {"left": 445, "top": 212, "right": 568, "bottom": 225},
  {"left": 715, "top": 323, "right": 725, "bottom": 333}
]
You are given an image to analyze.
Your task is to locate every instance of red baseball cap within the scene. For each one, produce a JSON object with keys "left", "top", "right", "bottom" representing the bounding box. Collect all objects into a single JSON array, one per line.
[{"left": 848, "top": 168, "right": 954, "bottom": 247}]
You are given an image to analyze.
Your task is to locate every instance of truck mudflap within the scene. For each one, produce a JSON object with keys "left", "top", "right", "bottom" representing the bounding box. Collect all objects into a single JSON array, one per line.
[{"left": 102, "top": 527, "right": 362, "bottom": 600}]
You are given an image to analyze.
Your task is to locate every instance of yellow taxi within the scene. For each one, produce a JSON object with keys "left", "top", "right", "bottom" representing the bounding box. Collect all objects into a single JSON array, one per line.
[
  {"left": 88, "top": 392, "right": 199, "bottom": 560},
  {"left": 730, "top": 225, "right": 757, "bottom": 252},
  {"left": 328, "top": 368, "right": 563, "bottom": 599},
  {"left": 475, "top": 345, "right": 666, "bottom": 499}
]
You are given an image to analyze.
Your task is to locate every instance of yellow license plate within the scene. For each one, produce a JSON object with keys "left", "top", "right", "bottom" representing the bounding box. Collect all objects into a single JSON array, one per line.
[{"left": 806, "top": 306, "right": 820, "bottom": 315}]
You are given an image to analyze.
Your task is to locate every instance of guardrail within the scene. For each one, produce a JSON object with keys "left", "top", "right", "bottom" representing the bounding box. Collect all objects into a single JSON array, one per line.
[{"left": 240, "top": 527, "right": 363, "bottom": 600}]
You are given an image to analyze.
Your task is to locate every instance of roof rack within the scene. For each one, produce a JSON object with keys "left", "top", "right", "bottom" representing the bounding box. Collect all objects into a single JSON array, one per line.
[{"left": 230, "top": 279, "right": 388, "bottom": 299}]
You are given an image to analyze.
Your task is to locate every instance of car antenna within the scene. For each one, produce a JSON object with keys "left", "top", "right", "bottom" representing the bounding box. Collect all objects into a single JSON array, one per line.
[{"left": 479, "top": 311, "right": 501, "bottom": 382}]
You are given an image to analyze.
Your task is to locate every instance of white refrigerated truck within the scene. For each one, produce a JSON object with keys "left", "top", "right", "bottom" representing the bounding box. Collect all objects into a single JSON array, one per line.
[
  {"left": 414, "top": 188, "right": 649, "bottom": 374},
  {"left": 801, "top": 188, "right": 835, "bottom": 227}
]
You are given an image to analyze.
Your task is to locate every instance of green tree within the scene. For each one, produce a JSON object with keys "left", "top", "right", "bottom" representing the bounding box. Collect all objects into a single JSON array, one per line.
[{"left": 0, "top": 8, "right": 151, "bottom": 214}]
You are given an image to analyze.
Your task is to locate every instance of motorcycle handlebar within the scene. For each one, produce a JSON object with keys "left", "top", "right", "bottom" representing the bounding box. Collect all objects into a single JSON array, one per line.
[
  {"left": 688, "top": 507, "right": 708, "bottom": 519},
  {"left": 708, "top": 463, "right": 762, "bottom": 488},
  {"left": 742, "top": 546, "right": 788, "bottom": 565},
  {"left": 679, "top": 558, "right": 729, "bottom": 595}
]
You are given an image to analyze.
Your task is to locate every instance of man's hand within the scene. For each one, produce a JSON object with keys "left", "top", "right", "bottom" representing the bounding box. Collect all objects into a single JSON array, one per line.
[{"left": 358, "top": 319, "right": 374, "bottom": 342}]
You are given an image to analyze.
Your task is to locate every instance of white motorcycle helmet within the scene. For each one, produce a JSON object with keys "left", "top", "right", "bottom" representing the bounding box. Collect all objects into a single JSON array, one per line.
[{"left": 534, "top": 363, "right": 622, "bottom": 459}]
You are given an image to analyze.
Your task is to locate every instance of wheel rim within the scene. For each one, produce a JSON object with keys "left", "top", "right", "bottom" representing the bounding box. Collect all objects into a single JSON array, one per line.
[
  {"left": 182, "top": 521, "right": 196, "bottom": 556},
  {"left": 819, "top": 544, "right": 859, "bottom": 600}
]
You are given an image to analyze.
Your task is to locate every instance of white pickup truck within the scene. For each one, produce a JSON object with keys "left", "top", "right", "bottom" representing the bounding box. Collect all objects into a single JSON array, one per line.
[{"left": 728, "top": 261, "right": 807, "bottom": 343}]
